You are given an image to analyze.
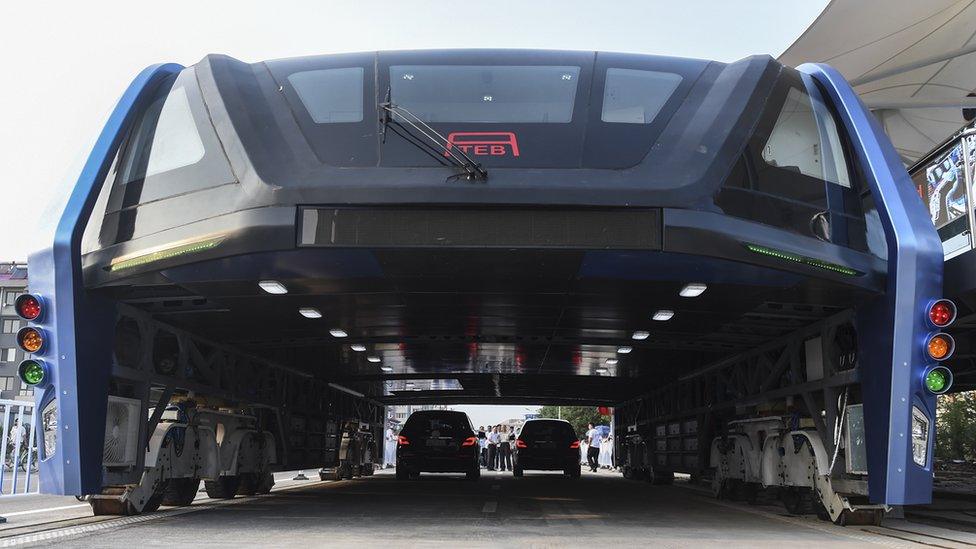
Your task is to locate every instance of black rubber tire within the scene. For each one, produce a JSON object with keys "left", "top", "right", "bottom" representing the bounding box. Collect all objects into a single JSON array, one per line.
[
  {"left": 566, "top": 465, "right": 581, "bottom": 479},
  {"left": 513, "top": 466, "right": 524, "bottom": 478},
  {"left": 466, "top": 467, "right": 481, "bottom": 481},
  {"left": 141, "top": 481, "right": 169, "bottom": 513},
  {"left": 255, "top": 472, "right": 274, "bottom": 494},
  {"left": 237, "top": 473, "right": 258, "bottom": 496},
  {"left": 408, "top": 470, "right": 421, "bottom": 480},
  {"left": 161, "top": 477, "right": 199, "bottom": 506},
  {"left": 204, "top": 476, "right": 241, "bottom": 499},
  {"left": 396, "top": 466, "right": 408, "bottom": 481},
  {"left": 781, "top": 487, "right": 816, "bottom": 515},
  {"left": 649, "top": 469, "right": 674, "bottom": 486}
]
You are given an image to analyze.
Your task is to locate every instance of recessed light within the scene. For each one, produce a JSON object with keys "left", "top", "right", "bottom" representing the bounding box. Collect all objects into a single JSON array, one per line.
[
  {"left": 299, "top": 307, "right": 321, "bottom": 319},
  {"left": 330, "top": 329, "right": 348, "bottom": 338},
  {"left": 258, "top": 280, "right": 287, "bottom": 294},
  {"left": 617, "top": 346, "right": 632, "bottom": 354},
  {"left": 351, "top": 344, "right": 367, "bottom": 352},
  {"left": 605, "top": 358, "right": 618, "bottom": 365},
  {"left": 367, "top": 356, "right": 381, "bottom": 363},
  {"left": 632, "top": 331, "right": 650, "bottom": 340},
  {"left": 680, "top": 283, "right": 707, "bottom": 298},
  {"left": 653, "top": 310, "right": 674, "bottom": 321},
  {"left": 380, "top": 366, "right": 393, "bottom": 372},
  {"left": 596, "top": 368, "right": 609, "bottom": 374}
]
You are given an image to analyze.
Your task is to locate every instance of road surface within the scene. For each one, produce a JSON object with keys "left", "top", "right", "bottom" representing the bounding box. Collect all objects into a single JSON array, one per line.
[{"left": 2, "top": 469, "right": 975, "bottom": 548}]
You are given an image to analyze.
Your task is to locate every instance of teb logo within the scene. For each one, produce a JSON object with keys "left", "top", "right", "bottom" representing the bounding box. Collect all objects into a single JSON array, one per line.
[{"left": 444, "top": 132, "right": 520, "bottom": 157}]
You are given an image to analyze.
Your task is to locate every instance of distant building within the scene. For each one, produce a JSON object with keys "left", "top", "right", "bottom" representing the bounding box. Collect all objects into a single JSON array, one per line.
[
  {"left": 0, "top": 262, "right": 30, "bottom": 400},
  {"left": 387, "top": 404, "right": 452, "bottom": 426}
]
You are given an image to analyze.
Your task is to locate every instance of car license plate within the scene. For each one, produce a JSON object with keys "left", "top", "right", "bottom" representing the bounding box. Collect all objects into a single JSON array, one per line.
[{"left": 427, "top": 438, "right": 448, "bottom": 446}]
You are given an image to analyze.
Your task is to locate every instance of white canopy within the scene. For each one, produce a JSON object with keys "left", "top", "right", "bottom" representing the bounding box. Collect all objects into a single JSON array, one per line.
[{"left": 779, "top": 0, "right": 976, "bottom": 163}]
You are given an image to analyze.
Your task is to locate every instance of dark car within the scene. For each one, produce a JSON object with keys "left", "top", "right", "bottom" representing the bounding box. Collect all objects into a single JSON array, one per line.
[
  {"left": 513, "top": 419, "right": 581, "bottom": 478},
  {"left": 396, "top": 410, "right": 480, "bottom": 481}
]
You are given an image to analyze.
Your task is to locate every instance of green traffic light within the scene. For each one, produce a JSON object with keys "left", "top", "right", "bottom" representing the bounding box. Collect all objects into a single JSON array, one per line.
[
  {"left": 925, "top": 367, "right": 951, "bottom": 394},
  {"left": 18, "top": 359, "right": 45, "bottom": 386}
]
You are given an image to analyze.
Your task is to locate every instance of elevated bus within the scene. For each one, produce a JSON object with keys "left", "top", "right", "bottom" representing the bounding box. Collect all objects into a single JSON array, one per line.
[{"left": 15, "top": 50, "right": 949, "bottom": 523}]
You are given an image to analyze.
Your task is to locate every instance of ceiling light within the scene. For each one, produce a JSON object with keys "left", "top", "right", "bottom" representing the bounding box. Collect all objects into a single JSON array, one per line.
[
  {"left": 596, "top": 368, "right": 609, "bottom": 374},
  {"left": 605, "top": 358, "right": 618, "bottom": 365},
  {"left": 653, "top": 310, "right": 674, "bottom": 321},
  {"left": 617, "top": 346, "right": 632, "bottom": 354},
  {"left": 258, "top": 280, "right": 288, "bottom": 294},
  {"left": 298, "top": 307, "right": 321, "bottom": 319},
  {"left": 380, "top": 366, "right": 393, "bottom": 372},
  {"left": 351, "top": 344, "right": 367, "bottom": 352},
  {"left": 680, "top": 283, "right": 707, "bottom": 298},
  {"left": 329, "top": 328, "right": 348, "bottom": 338},
  {"left": 632, "top": 331, "right": 650, "bottom": 340},
  {"left": 367, "top": 356, "right": 381, "bottom": 363}
]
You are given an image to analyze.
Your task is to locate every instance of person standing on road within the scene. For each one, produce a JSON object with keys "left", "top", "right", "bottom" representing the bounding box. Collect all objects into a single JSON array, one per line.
[
  {"left": 384, "top": 425, "right": 397, "bottom": 468},
  {"left": 477, "top": 426, "right": 488, "bottom": 468},
  {"left": 498, "top": 425, "right": 512, "bottom": 472},
  {"left": 585, "top": 423, "right": 601, "bottom": 473},
  {"left": 487, "top": 426, "right": 500, "bottom": 470}
]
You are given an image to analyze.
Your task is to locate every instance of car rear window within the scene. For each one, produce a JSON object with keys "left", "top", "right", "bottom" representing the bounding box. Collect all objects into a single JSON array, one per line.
[
  {"left": 519, "top": 421, "right": 576, "bottom": 441},
  {"left": 402, "top": 413, "right": 471, "bottom": 437}
]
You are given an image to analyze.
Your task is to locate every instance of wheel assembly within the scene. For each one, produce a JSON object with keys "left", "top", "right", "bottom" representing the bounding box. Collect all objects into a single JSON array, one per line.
[
  {"left": 204, "top": 475, "right": 241, "bottom": 499},
  {"left": 161, "top": 477, "right": 200, "bottom": 506}
]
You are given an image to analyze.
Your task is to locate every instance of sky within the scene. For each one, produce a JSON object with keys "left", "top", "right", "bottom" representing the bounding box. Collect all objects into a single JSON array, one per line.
[{"left": 0, "top": 1, "right": 829, "bottom": 420}]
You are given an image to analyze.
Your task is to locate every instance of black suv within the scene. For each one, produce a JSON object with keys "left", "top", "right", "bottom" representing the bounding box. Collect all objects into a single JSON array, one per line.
[
  {"left": 396, "top": 410, "right": 480, "bottom": 481},
  {"left": 513, "top": 419, "right": 581, "bottom": 478}
]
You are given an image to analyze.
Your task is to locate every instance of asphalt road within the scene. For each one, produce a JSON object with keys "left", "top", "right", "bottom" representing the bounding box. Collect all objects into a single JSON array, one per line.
[{"left": 2, "top": 469, "right": 976, "bottom": 548}]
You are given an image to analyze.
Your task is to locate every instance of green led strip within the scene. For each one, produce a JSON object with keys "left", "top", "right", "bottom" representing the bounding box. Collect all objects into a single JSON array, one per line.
[
  {"left": 744, "top": 243, "right": 862, "bottom": 277},
  {"left": 110, "top": 236, "right": 225, "bottom": 272}
]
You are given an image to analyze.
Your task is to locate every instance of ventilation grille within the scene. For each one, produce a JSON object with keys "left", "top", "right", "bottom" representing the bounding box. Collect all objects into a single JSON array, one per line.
[
  {"left": 103, "top": 395, "right": 141, "bottom": 467},
  {"left": 299, "top": 207, "right": 662, "bottom": 249}
]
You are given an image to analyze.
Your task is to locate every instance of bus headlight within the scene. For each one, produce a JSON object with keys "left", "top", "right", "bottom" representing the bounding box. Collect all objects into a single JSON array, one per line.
[
  {"left": 911, "top": 406, "right": 929, "bottom": 467},
  {"left": 41, "top": 398, "right": 58, "bottom": 460}
]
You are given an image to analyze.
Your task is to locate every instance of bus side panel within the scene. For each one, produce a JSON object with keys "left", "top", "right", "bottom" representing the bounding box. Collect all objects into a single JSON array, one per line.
[
  {"left": 29, "top": 63, "right": 184, "bottom": 495},
  {"left": 800, "top": 63, "right": 943, "bottom": 505}
]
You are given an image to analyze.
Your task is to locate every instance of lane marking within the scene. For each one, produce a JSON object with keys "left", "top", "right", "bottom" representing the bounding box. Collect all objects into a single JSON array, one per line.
[
  {"left": 482, "top": 501, "right": 497, "bottom": 513},
  {"left": 0, "top": 505, "right": 89, "bottom": 518}
]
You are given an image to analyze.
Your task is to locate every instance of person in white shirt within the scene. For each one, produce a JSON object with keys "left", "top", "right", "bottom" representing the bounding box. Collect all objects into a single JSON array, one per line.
[
  {"left": 585, "top": 423, "right": 602, "bottom": 472},
  {"left": 384, "top": 426, "right": 397, "bottom": 467},
  {"left": 599, "top": 433, "right": 613, "bottom": 469},
  {"left": 487, "top": 426, "right": 501, "bottom": 470}
]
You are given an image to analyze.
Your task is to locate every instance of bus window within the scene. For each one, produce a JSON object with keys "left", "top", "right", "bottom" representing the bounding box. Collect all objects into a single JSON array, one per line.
[
  {"left": 716, "top": 69, "right": 870, "bottom": 253},
  {"left": 288, "top": 67, "right": 364, "bottom": 124},
  {"left": 601, "top": 68, "right": 682, "bottom": 124}
]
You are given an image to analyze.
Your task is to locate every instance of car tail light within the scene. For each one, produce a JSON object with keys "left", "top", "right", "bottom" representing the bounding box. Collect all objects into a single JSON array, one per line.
[
  {"left": 397, "top": 435, "right": 410, "bottom": 446},
  {"left": 15, "top": 294, "right": 43, "bottom": 321},
  {"left": 926, "top": 333, "right": 954, "bottom": 361},
  {"left": 569, "top": 440, "right": 580, "bottom": 449},
  {"left": 461, "top": 436, "right": 478, "bottom": 447},
  {"left": 928, "top": 300, "right": 956, "bottom": 327},
  {"left": 17, "top": 327, "right": 45, "bottom": 354},
  {"left": 515, "top": 439, "right": 527, "bottom": 449}
]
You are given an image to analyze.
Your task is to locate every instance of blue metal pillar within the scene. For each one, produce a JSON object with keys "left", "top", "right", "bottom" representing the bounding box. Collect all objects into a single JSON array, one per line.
[
  {"left": 28, "top": 63, "right": 183, "bottom": 495},
  {"left": 799, "top": 63, "right": 943, "bottom": 504}
]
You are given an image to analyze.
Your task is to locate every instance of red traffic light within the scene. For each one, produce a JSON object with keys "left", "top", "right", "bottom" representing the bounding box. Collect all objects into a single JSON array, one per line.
[
  {"left": 598, "top": 406, "right": 611, "bottom": 416},
  {"left": 15, "top": 294, "right": 42, "bottom": 321},
  {"left": 928, "top": 299, "right": 956, "bottom": 327}
]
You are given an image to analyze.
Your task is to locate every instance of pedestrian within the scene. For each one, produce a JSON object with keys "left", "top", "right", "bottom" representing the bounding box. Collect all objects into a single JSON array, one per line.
[
  {"left": 585, "top": 423, "right": 601, "bottom": 473},
  {"left": 477, "top": 426, "right": 488, "bottom": 467},
  {"left": 599, "top": 432, "right": 613, "bottom": 469},
  {"left": 384, "top": 424, "right": 397, "bottom": 467},
  {"left": 498, "top": 426, "right": 512, "bottom": 471},
  {"left": 487, "top": 426, "right": 500, "bottom": 470}
]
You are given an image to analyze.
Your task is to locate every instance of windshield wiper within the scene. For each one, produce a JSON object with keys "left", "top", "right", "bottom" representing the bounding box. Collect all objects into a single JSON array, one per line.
[{"left": 379, "top": 94, "right": 488, "bottom": 181}]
